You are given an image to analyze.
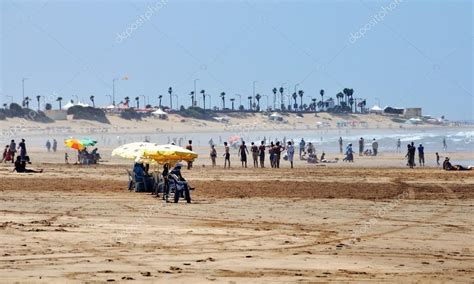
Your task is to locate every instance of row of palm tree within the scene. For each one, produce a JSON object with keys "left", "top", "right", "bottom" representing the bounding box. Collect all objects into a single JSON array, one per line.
[{"left": 30, "top": 86, "right": 361, "bottom": 113}]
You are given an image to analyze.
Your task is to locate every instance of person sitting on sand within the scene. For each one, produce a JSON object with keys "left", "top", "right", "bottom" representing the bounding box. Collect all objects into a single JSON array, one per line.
[
  {"left": 169, "top": 164, "right": 191, "bottom": 203},
  {"left": 14, "top": 156, "right": 43, "bottom": 173},
  {"left": 442, "top": 157, "right": 472, "bottom": 171}
]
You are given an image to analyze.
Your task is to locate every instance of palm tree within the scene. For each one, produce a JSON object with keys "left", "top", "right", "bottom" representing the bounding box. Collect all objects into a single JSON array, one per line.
[
  {"left": 292, "top": 92, "right": 298, "bottom": 110},
  {"left": 36, "top": 95, "right": 41, "bottom": 111},
  {"left": 168, "top": 87, "right": 173, "bottom": 109},
  {"left": 90, "top": 95, "right": 95, "bottom": 108},
  {"left": 158, "top": 95, "right": 163, "bottom": 108},
  {"left": 135, "top": 96, "right": 140, "bottom": 109},
  {"left": 247, "top": 96, "right": 253, "bottom": 110},
  {"left": 279, "top": 87, "right": 284, "bottom": 110},
  {"left": 124, "top": 96, "right": 130, "bottom": 107},
  {"left": 319, "top": 89, "right": 324, "bottom": 111},
  {"left": 336, "top": 92, "right": 344, "bottom": 106},
  {"left": 298, "top": 90, "right": 304, "bottom": 111},
  {"left": 255, "top": 93, "right": 261, "bottom": 111},
  {"left": 311, "top": 98, "right": 317, "bottom": 111},
  {"left": 2, "top": 103, "right": 7, "bottom": 109},
  {"left": 189, "top": 91, "right": 195, "bottom": 107},
  {"left": 272, "top": 88, "right": 277, "bottom": 110},
  {"left": 23, "top": 97, "right": 31, "bottom": 109},
  {"left": 200, "top": 89, "right": 206, "bottom": 110},
  {"left": 220, "top": 92, "right": 226, "bottom": 110},
  {"left": 230, "top": 98, "right": 235, "bottom": 110},
  {"left": 349, "top": 97, "right": 355, "bottom": 113},
  {"left": 56, "top": 97, "right": 63, "bottom": 110}
]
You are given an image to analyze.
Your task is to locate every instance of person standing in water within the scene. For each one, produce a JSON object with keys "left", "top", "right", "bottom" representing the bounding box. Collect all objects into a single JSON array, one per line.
[
  {"left": 238, "top": 141, "right": 249, "bottom": 168},
  {"left": 396, "top": 138, "right": 401, "bottom": 153},
  {"left": 338, "top": 137, "right": 343, "bottom": 154},
  {"left": 250, "top": 142, "right": 259, "bottom": 168},
  {"left": 299, "top": 138, "right": 305, "bottom": 159},
  {"left": 223, "top": 142, "right": 231, "bottom": 168},
  {"left": 210, "top": 145, "right": 217, "bottom": 167},
  {"left": 358, "top": 137, "right": 364, "bottom": 156},
  {"left": 46, "top": 140, "right": 51, "bottom": 152},
  {"left": 418, "top": 144, "right": 425, "bottom": 166},
  {"left": 258, "top": 141, "right": 266, "bottom": 168},
  {"left": 287, "top": 141, "right": 295, "bottom": 168},
  {"left": 186, "top": 140, "right": 193, "bottom": 169},
  {"left": 443, "top": 137, "right": 447, "bottom": 152}
]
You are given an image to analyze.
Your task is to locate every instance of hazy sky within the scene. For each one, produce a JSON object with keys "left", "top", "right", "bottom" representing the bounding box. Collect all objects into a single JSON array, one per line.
[{"left": 1, "top": 0, "right": 472, "bottom": 120}]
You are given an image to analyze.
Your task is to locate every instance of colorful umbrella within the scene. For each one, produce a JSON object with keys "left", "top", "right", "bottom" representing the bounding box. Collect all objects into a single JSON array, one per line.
[
  {"left": 143, "top": 144, "right": 198, "bottom": 165},
  {"left": 80, "top": 138, "right": 97, "bottom": 147},
  {"left": 64, "top": 138, "right": 85, "bottom": 151},
  {"left": 111, "top": 142, "right": 158, "bottom": 160}
]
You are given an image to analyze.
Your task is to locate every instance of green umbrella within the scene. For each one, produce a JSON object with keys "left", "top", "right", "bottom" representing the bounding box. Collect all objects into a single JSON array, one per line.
[{"left": 80, "top": 138, "right": 97, "bottom": 147}]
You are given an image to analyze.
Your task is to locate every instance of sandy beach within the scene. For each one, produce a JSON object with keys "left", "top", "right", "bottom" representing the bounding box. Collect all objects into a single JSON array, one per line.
[{"left": 1, "top": 159, "right": 473, "bottom": 282}]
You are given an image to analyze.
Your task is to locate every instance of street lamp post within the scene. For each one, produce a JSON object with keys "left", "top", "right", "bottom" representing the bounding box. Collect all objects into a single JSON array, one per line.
[
  {"left": 252, "top": 81, "right": 258, "bottom": 106},
  {"left": 206, "top": 94, "right": 212, "bottom": 110},
  {"left": 235, "top": 94, "right": 242, "bottom": 109},
  {"left": 22, "top": 78, "right": 28, "bottom": 105},
  {"left": 262, "top": 95, "right": 269, "bottom": 111},
  {"left": 112, "top": 78, "right": 117, "bottom": 106}
]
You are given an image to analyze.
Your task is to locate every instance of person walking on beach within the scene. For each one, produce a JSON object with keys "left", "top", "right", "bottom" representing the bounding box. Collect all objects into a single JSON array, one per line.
[
  {"left": 372, "top": 138, "right": 379, "bottom": 156},
  {"left": 186, "top": 140, "right": 193, "bottom": 169},
  {"left": 396, "top": 138, "right": 401, "bottom": 153},
  {"left": 258, "top": 141, "right": 266, "bottom": 168},
  {"left": 9, "top": 140, "right": 16, "bottom": 164},
  {"left": 18, "top": 139, "right": 27, "bottom": 162},
  {"left": 358, "top": 137, "right": 364, "bottom": 156},
  {"left": 210, "top": 145, "right": 217, "bottom": 167},
  {"left": 223, "top": 142, "right": 231, "bottom": 168},
  {"left": 418, "top": 144, "right": 425, "bottom": 166},
  {"left": 287, "top": 141, "right": 295, "bottom": 168},
  {"left": 269, "top": 141, "right": 275, "bottom": 168},
  {"left": 250, "top": 142, "right": 259, "bottom": 168},
  {"left": 238, "top": 141, "right": 249, "bottom": 168},
  {"left": 436, "top": 152, "right": 440, "bottom": 167},
  {"left": 406, "top": 144, "right": 416, "bottom": 168},
  {"left": 65, "top": 152, "right": 69, "bottom": 164},
  {"left": 46, "top": 140, "right": 51, "bottom": 152},
  {"left": 1, "top": 145, "right": 10, "bottom": 163},
  {"left": 343, "top": 143, "right": 354, "bottom": 162},
  {"left": 443, "top": 137, "right": 447, "bottom": 152},
  {"left": 338, "top": 137, "right": 343, "bottom": 154},
  {"left": 299, "top": 138, "right": 305, "bottom": 159},
  {"left": 52, "top": 139, "right": 58, "bottom": 152}
]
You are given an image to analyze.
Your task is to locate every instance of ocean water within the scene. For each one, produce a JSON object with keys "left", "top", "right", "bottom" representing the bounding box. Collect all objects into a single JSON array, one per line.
[{"left": 5, "top": 126, "right": 474, "bottom": 155}]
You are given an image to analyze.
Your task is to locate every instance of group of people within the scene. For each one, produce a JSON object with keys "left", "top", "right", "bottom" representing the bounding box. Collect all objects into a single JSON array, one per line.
[
  {"left": 405, "top": 142, "right": 425, "bottom": 168},
  {"left": 1, "top": 138, "right": 43, "bottom": 173},
  {"left": 210, "top": 140, "right": 296, "bottom": 169},
  {"left": 131, "top": 161, "right": 192, "bottom": 203},
  {"left": 45, "top": 139, "right": 58, "bottom": 152}
]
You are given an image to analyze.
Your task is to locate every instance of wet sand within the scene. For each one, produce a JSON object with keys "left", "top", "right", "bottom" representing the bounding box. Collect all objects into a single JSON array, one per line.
[{"left": 1, "top": 162, "right": 473, "bottom": 282}]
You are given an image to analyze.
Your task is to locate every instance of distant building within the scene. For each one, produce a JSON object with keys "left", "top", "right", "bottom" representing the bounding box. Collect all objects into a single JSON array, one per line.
[
  {"left": 384, "top": 106, "right": 404, "bottom": 115},
  {"left": 404, "top": 108, "right": 422, "bottom": 118}
]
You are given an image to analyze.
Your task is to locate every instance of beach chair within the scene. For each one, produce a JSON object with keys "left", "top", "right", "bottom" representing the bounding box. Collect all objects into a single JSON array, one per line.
[
  {"left": 130, "top": 171, "right": 148, "bottom": 192},
  {"left": 126, "top": 169, "right": 134, "bottom": 191}
]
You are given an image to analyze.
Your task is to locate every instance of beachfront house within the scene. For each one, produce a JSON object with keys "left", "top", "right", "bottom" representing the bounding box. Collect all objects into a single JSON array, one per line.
[{"left": 404, "top": 108, "right": 422, "bottom": 119}]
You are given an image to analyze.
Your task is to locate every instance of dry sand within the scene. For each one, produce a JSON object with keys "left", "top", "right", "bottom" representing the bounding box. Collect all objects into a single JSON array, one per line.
[{"left": 1, "top": 161, "right": 473, "bottom": 282}]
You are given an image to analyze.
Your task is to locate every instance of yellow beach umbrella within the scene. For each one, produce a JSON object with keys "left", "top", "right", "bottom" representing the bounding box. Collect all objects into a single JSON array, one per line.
[
  {"left": 143, "top": 144, "right": 198, "bottom": 165},
  {"left": 111, "top": 142, "right": 158, "bottom": 160},
  {"left": 64, "top": 138, "right": 85, "bottom": 151}
]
